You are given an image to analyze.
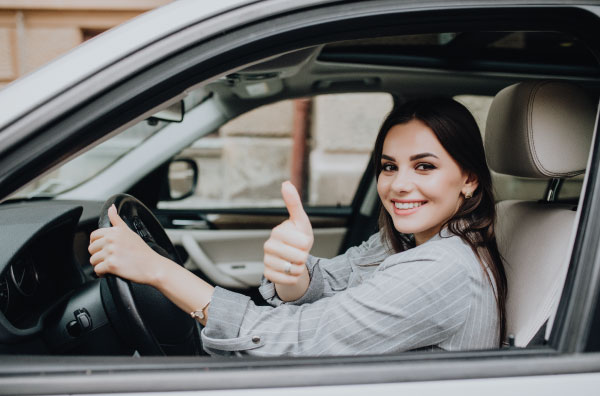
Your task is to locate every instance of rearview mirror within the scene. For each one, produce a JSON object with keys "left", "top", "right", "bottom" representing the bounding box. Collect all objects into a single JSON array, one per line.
[{"left": 148, "top": 100, "right": 185, "bottom": 124}]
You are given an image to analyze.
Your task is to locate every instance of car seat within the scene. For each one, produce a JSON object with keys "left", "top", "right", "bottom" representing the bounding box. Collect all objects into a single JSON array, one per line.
[{"left": 484, "top": 80, "right": 597, "bottom": 346}]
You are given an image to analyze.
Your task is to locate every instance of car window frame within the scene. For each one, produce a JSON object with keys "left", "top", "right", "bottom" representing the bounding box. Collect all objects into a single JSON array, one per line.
[{"left": 551, "top": 105, "right": 600, "bottom": 354}]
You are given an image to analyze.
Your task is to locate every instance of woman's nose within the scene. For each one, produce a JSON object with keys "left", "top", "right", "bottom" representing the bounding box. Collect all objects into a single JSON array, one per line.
[{"left": 390, "top": 169, "right": 414, "bottom": 192}]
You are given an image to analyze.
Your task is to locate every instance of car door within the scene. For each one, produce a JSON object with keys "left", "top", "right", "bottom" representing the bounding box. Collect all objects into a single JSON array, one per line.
[{"left": 1, "top": 1, "right": 600, "bottom": 395}]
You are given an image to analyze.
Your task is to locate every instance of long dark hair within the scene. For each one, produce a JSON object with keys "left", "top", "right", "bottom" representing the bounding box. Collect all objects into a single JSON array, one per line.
[{"left": 373, "top": 97, "right": 507, "bottom": 346}]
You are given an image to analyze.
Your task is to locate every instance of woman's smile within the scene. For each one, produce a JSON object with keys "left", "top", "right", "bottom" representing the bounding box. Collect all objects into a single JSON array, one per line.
[{"left": 392, "top": 200, "right": 427, "bottom": 215}]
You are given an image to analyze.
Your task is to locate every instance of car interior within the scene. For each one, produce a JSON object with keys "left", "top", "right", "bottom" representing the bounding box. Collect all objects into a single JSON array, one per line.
[{"left": 0, "top": 25, "right": 599, "bottom": 358}]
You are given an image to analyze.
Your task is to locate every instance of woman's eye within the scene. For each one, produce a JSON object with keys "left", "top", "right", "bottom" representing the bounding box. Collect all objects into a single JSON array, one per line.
[
  {"left": 382, "top": 163, "right": 396, "bottom": 172},
  {"left": 415, "top": 163, "right": 436, "bottom": 171}
]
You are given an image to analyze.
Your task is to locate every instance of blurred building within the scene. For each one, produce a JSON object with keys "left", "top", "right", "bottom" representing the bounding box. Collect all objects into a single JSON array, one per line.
[{"left": 0, "top": 0, "right": 172, "bottom": 89}]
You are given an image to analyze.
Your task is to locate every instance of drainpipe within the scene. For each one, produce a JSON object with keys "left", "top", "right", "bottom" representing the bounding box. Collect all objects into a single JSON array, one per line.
[
  {"left": 15, "top": 10, "right": 25, "bottom": 77},
  {"left": 290, "top": 98, "right": 312, "bottom": 200}
]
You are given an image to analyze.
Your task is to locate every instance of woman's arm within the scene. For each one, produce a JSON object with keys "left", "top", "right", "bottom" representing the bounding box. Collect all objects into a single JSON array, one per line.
[
  {"left": 88, "top": 205, "right": 214, "bottom": 326},
  {"left": 259, "top": 233, "right": 387, "bottom": 306},
  {"left": 203, "top": 241, "right": 483, "bottom": 356}
]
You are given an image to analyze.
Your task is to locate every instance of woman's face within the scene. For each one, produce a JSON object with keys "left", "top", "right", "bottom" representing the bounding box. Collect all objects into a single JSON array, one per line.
[{"left": 377, "top": 119, "right": 477, "bottom": 245}]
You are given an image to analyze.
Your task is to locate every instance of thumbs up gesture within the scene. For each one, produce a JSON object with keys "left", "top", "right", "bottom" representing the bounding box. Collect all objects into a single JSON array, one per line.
[{"left": 263, "top": 181, "right": 314, "bottom": 288}]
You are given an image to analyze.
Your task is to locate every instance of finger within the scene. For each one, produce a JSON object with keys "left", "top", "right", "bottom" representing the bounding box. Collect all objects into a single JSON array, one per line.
[
  {"left": 90, "top": 227, "right": 110, "bottom": 242},
  {"left": 88, "top": 237, "right": 106, "bottom": 255},
  {"left": 263, "top": 239, "right": 309, "bottom": 265},
  {"left": 281, "top": 181, "right": 311, "bottom": 234},
  {"left": 108, "top": 204, "right": 126, "bottom": 228},
  {"left": 89, "top": 250, "right": 107, "bottom": 266},
  {"left": 272, "top": 221, "right": 312, "bottom": 251},
  {"left": 263, "top": 267, "right": 301, "bottom": 285},
  {"left": 264, "top": 253, "right": 304, "bottom": 276},
  {"left": 92, "top": 261, "right": 109, "bottom": 277}
]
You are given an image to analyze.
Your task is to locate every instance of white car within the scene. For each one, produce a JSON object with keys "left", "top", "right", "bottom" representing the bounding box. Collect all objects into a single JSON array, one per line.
[{"left": 0, "top": 0, "right": 599, "bottom": 395}]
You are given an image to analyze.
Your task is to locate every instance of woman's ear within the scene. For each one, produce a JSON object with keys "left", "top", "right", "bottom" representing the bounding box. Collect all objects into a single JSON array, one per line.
[{"left": 462, "top": 172, "right": 479, "bottom": 197}]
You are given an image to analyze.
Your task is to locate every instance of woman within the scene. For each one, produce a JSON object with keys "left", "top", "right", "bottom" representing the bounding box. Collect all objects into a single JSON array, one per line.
[{"left": 89, "top": 97, "right": 507, "bottom": 356}]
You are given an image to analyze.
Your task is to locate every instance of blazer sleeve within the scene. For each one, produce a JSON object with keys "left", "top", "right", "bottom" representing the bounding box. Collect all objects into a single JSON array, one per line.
[
  {"left": 258, "top": 232, "right": 389, "bottom": 306},
  {"left": 202, "top": 242, "right": 476, "bottom": 356}
]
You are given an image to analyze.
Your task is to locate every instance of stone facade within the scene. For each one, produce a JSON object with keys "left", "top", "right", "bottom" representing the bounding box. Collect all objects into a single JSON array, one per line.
[
  {"left": 0, "top": 0, "right": 172, "bottom": 89},
  {"left": 308, "top": 93, "right": 393, "bottom": 205}
]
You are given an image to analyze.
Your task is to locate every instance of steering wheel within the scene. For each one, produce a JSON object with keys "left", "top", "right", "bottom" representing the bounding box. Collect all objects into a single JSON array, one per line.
[{"left": 98, "top": 194, "right": 201, "bottom": 356}]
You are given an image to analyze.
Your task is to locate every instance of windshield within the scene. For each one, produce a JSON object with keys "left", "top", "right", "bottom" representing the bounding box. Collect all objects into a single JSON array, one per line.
[
  {"left": 10, "top": 120, "right": 167, "bottom": 200},
  {"left": 9, "top": 90, "right": 207, "bottom": 200}
]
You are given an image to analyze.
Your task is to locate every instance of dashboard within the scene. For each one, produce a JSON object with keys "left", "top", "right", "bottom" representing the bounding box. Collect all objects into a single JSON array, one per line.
[{"left": 0, "top": 201, "right": 103, "bottom": 348}]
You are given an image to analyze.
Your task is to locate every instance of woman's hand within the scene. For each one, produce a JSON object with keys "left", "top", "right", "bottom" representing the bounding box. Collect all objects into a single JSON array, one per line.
[
  {"left": 263, "top": 182, "right": 313, "bottom": 296},
  {"left": 88, "top": 204, "right": 171, "bottom": 286}
]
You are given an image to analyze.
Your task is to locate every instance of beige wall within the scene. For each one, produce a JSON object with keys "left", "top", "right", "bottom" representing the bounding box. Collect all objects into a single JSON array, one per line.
[{"left": 0, "top": 0, "right": 172, "bottom": 89}]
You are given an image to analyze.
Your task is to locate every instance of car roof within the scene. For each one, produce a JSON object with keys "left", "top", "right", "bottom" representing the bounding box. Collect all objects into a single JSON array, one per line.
[
  {"left": 0, "top": 0, "right": 253, "bottom": 131},
  {"left": 2, "top": 1, "right": 599, "bottom": 135}
]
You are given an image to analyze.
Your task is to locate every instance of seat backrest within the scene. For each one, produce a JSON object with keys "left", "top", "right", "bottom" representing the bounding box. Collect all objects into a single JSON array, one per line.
[
  {"left": 495, "top": 200, "right": 576, "bottom": 345},
  {"left": 485, "top": 80, "right": 596, "bottom": 347}
]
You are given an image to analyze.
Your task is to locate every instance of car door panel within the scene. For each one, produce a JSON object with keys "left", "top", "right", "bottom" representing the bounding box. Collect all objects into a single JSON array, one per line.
[{"left": 167, "top": 226, "right": 346, "bottom": 288}]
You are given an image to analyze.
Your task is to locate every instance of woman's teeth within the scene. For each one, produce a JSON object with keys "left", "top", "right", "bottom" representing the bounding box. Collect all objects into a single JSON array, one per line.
[{"left": 394, "top": 201, "right": 423, "bottom": 209}]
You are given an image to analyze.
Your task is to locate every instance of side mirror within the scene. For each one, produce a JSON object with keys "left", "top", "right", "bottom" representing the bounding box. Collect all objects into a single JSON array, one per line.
[{"left": 164, "top": 158, "right": 198, "bottom": 201}]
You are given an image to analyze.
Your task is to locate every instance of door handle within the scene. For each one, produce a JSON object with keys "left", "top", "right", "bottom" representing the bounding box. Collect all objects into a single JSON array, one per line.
[{"left": 171, "top": 219, "right": 210, "bottom": 229}]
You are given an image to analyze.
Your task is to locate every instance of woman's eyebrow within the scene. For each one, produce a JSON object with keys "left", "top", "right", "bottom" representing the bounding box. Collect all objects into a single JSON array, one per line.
[
  {"left": 410, "top": 152, "right": 439, "bottom": 161},
  {"left": 381, "top": 154, "right": 395, "bottom": 161}
]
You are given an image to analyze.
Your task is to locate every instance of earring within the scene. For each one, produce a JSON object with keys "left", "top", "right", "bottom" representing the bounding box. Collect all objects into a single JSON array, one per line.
[{"left": 464, "top": 191, "right": 473, "bottom": 199}]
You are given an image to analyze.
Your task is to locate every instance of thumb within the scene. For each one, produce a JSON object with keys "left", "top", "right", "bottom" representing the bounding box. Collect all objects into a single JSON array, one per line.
[
  {"left": 281, "top": 181, "right": 311, "bottom": 234},
  {"left": 108, "top": 204, "right": 126, "bottom": 228}
]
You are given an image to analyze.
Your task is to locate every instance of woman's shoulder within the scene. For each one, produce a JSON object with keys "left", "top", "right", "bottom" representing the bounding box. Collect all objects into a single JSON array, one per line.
[
  {"left": 359, "top": 231, "right": 414, "bottom": 251},
  {"left": 383, "top": 231, "right": 479, "bottom": 272},
  {"left": 344, "top": 231, "right": 388, "bottom": 262}
]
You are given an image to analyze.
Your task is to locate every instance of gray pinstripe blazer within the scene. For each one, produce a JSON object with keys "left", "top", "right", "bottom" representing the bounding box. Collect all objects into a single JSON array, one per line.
[{"left": 201, "top": 230, "right": 499, "bottom": 356}]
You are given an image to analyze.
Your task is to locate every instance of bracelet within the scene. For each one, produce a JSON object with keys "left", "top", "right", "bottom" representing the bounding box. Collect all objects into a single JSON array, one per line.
[{"left": 190, "top": 299, "right": 211, "bottom": 320}]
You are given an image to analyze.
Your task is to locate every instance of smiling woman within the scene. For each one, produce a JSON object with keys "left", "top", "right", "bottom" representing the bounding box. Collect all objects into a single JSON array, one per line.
[
  {"left": 374, "top": 97, "right": 507, "bottom": 344},
  {"left": 87, "top": 97, "right": 505, "bottom": 356}
]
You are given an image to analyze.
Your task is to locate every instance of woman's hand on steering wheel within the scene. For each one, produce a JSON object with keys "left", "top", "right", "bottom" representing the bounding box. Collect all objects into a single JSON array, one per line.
[
  {"left": 89, "top": 204, "right": 170, "bottom": 286},
  {"left": 263, "top": 181, "right": 313, "bottom": 300}
]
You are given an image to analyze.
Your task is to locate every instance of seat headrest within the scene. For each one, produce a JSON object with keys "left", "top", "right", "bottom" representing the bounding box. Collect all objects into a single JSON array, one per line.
[{"left": 485, "top": 80, "right": 597, "bottom": 178}]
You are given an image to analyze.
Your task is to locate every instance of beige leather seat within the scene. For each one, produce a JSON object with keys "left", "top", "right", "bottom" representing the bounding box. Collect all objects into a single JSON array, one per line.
[{"left": 485, "top": 80, "right": 597, "bottom": 347}]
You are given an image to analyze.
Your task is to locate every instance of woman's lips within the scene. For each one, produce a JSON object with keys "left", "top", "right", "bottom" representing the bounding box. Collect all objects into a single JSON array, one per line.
[{"left": 392, "top": 200, "right": 427, "bottom": 216}]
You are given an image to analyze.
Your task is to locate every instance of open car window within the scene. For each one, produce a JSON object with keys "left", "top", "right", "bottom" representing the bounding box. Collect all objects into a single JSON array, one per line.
[{"left": 159, "top": 93, "right": 393, "bottom": 210}]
